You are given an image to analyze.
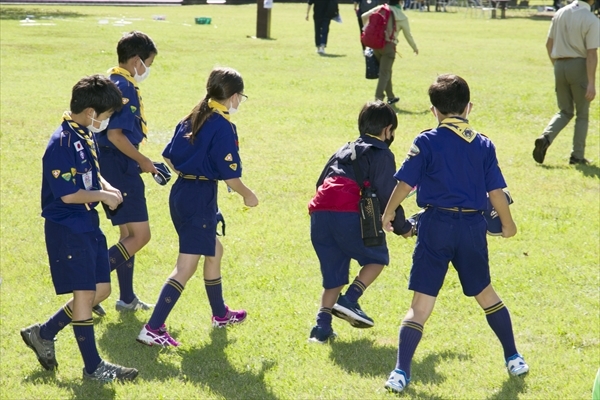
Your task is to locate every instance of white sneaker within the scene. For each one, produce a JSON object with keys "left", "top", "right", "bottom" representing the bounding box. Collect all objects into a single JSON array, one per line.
[
  {"left": 136, "top": 324, "right": 180, "bottom": 347},
  {"left": 317, "top": 46, "right": 325, "bottom": 54},
  {"left": 115, "top": 297, "right": 153, "bottom": 312},
  {"left": 506, "top": 353, "right": 529, "bottom": 376},
  {"left": 384, "top": 369, "right": 410, "bottom": 393}
]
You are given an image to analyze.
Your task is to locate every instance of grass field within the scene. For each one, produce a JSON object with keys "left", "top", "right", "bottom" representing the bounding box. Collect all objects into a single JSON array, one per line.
[{"left": 0, "top": 3, "right": 599, "bottom": 399}]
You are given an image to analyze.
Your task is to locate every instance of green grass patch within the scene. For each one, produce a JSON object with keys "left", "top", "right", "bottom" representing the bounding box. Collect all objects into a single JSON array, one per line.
[{"left": 1, "top": 3, "right": 598, "bottom": 399}]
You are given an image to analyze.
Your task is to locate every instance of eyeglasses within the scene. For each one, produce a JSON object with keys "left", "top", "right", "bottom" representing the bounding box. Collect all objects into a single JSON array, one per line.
[{"left": 239, "top": 93, "right": 248, "bottom": 103}]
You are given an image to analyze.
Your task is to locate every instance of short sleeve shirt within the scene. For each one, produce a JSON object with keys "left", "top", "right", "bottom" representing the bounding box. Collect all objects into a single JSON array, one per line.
[
  {"left": 548, "top": 1, "right": 600, "bottom": 59},
  {"left": 41, "top": 121, "right": 101, "bottom": 233},
  {"left": 96, "top": 74, "right": 145, "bottom": 148},
  {"left": 394, "top": 126, "right": 506, "bottom": 211},
  {"left": 162, "top": 113, "right": 242, "bottom": 181}
]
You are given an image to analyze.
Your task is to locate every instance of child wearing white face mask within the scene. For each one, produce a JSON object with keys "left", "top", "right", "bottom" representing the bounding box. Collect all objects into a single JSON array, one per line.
[
  {"left": 94, "top": 30, "right": 158, "bottom": 317},
  {"left": 136, "top": 67, "right": 257, "bottom": 347}
]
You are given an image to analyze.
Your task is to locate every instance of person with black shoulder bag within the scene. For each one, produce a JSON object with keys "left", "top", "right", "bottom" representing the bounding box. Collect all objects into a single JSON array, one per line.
[{"left": 307, "top": 100, "right": 413, "bottom": 344}]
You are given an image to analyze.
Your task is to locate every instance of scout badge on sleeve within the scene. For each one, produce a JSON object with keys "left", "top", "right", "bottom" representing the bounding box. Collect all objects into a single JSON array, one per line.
[{"left": 484, "top": 189, "right": 513, "bottom": 236}]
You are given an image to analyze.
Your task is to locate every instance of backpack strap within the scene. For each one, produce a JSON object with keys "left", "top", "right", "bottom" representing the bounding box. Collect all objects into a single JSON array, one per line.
[{"left": 350, "top": 141, "right": 367, "bottom": 191}]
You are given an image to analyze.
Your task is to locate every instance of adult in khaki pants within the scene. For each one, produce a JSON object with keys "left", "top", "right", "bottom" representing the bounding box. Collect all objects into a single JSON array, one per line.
[
  {"left": 533, "top": 0, "right": 599, "bottom": 165},
  {"left": 362, "top": 0, "right": 418, "bottom": 105}
]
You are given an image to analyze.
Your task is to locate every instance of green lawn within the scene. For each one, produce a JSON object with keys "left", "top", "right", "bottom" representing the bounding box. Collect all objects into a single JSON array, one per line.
[{"left": 0, "top": 4, "right": 598, "bottom": 399}]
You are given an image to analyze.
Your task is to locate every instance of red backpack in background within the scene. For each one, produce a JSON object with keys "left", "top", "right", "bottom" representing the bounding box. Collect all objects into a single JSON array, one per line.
[{"left": 361, "top": 4, "right": 396, "bottom": 49}]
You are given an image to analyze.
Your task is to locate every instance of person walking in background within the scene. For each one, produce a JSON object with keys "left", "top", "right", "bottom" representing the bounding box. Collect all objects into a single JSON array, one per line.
[
  {"left": 94, "top": 31, "right": 158, "bottom": 315},
  {"left": 306, "top": 0, "right": 336, "bottom": 54},
  {"left": 354, "top": 0, "right": 380, "bottom": 50},
  {"left": 362, "top": 0, "right": 419, "bottom": 105},
  {"left": 533, "top": 0, "right": 599, "bottom": 165},
  {"left": 136, "top": 67, "right": 258, "bottom": 347}
]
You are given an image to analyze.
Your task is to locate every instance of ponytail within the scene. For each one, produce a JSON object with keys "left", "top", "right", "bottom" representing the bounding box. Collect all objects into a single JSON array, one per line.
[{"left": 183, "top": 96, "right": 211, "bottom": 144}]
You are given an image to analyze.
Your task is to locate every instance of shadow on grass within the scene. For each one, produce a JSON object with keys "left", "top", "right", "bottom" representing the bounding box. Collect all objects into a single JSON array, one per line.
[
  {"left": 486, "top": 373, "right": 528, "bottom": 400},
  {"left": 180, "top": 329, "right": 278, "bottom": 400},
  {"left": 330, "top": 339, "right": 470, "bottom": 398},
  {"left": 393, "top": 107, "right": 431, "bottom": 115},
  {"left": 319, "top": 53, "right": 347, "bottom": 58},
  {"left": 575, "top": 163, "right": 600, "bottom": 179},
  {"left": 97, "top": 312, "right": 181, "bottom": 382},
  {"left": 23, "top": 369, "right": 117, "bottom": 400},
  {"left": 0, "top": 7, "right": 86, "bottom": 20}
]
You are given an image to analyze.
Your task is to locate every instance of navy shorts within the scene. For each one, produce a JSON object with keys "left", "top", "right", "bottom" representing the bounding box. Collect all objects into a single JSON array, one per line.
[
  {"left": 311, "top": 211, "right": 389, "bottom": 289},
  {"left": 99, "top": 147, "right": 148, "bottom": 225},
  {"left": 409, "top": 208, "right": 490, "bottom": 297},
  {"left": 170, "top": 178, "right": 218, "bottom": 256},
  {"left": 45, "top": 215, "right": 110, "bottom": 295}
]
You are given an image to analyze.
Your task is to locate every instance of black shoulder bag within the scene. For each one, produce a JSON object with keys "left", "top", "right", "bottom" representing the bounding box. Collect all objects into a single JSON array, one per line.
[{"left": 350, "top": 142, "right": 385, "bottom": 247}]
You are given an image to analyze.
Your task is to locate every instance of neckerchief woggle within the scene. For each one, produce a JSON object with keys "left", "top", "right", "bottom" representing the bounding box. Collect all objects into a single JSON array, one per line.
[
  {"left": 439, "top": 117, "right": 477, "bottom": 143},
  {"left": 107, "top": 67, "right": 148, "bottom": 139}
]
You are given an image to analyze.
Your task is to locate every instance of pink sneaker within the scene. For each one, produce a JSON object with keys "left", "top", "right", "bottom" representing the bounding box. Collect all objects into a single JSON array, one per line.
[
  {"left": 211, "top": 306, "right": 247, "bottom": 328},
  {"left": 136, "top": 324, "right": 180, "bottom": 347}
]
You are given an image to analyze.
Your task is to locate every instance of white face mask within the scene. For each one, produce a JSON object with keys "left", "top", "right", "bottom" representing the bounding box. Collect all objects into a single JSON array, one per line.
[
  {"left": 228, "top": 94, "right": 241, "bottom": 115},
  {"left": 87, "top": 112, "right": 110, "bottom": 133},
  {"left": 134, "top": 59, "right": 150, "bottom": 83}
]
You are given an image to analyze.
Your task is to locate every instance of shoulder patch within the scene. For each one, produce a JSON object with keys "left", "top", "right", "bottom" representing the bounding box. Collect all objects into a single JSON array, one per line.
[
  {"left": 224, "top": 153, "right": 233, "bottom": 162},
  {"left": 61, "top": 172, "right": 72, "bottom": 181},
  {"left": 71, "top": 167, "right": 77, "bottom": 176},
  {"left": 229, "top": 163, "right": 238, "bottom": 171},
  {"left": 122, "top": 97, "right": 130, "bottom": 105},
  {"left": 130, "top": 105, "right": 137, "bottom": 114},
  {"left": 74, "top": 141, "right": 83, "bottom": 151},
  {"left": 408, "top": 143, "right": 420, "bottom": 156},
  {"left": 52, "top": 170, "right": 60, "bottom": 178}
]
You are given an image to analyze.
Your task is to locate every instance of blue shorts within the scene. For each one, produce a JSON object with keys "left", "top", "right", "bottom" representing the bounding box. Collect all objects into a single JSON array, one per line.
[
  {"left": 44, "top": 212, "right": 110, "bottom": 295},
  {"left": 170, "top": 178, "right": 218, "bottom": 256},
  {"left": 99, "top": 147, "right": 148, "bottom": 225},
  {"left": 311, "top": 211, "right": 389, "bottom": 289},
  {"left": 409, "top": 208, "right": 490, "bottom": 297}
]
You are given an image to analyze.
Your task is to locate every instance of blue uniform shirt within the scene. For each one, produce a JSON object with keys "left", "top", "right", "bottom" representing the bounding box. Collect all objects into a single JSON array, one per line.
[
  {"left": 41, "top": 120, "right": 101, "bottom": 233},
  {"left": 97, "top": 72, "right": 145, "bottom": 148},
  {"left": 163, "top": 113, "right": 243, "bottom": 180},
  {"left": 395, "top": 122, "right": 506, "bottom": 211}
]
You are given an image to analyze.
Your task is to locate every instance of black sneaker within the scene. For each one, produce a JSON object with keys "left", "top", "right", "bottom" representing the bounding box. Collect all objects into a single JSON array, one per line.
[
  {"left": 20, "top": 323, "right": 58, "bottom": 370},
  {"left": 532, "top": 135, "right": 550, "bottom": 164},
  {"left": 83, "top": 360, "right": 138, "bottom": 383},
  {"left": 308, "top": 325, "right": 337, "bottom": 344},
  {"left": 332, "top": 295, "right": 375, "bottom": 329},
  {"left": 569, "top": 156, "right": 592, "bottom": 165},
  {"left": 92, "top": 304, "right": 106, "bottom": 317},
  {"left": 387, "top": 97, "right": 400, "bottom": 105}
]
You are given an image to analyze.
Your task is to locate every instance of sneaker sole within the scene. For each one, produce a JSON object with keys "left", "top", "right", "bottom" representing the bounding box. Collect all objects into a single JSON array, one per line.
[
  {"left": 92, "top": 306, "right": 106, "bottom": 317},
  {"left": 332, "top": 305, "right": 374, "bottom": 328},
  {"left": 384, "top": 382, "right": 405, "bottom": 393},
  {"left": 509, "top": 365, "right": 529, "bottom": 376},
  {"left": 20, "top": 329, "right": 57, "bottom": 371}
]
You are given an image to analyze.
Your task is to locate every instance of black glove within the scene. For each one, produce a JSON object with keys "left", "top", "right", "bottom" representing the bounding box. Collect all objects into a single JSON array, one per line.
[{"left": 216, "top": 209, "right": 226, "bottom": 236}]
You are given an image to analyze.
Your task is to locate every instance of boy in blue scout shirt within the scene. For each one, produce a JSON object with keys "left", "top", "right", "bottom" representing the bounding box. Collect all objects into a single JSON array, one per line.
[
  {"left": 381, "top": 74, "right": 528, "bottom": 393},
  {"left": 307, "top": 101, "right": 413, "bottom": 343},
  {"left": 136, "top": 67, "right": 258, "bottom": 347},
  {"left": 20, "top": 75, "right": 138, "bottom": 382},
  {"left": 94, "top": 31, "right": 158, "bottom": 315}
]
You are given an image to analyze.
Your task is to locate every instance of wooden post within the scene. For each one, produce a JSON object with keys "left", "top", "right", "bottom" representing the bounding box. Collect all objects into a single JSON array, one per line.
[{"left": 256, "top": 0, "right": 271, "bottom": 39}]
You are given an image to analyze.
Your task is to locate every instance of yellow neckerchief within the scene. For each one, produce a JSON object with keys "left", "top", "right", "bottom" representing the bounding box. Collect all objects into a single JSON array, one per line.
[
  {"left": 365, "top": 133, "right": 383, "bottom": 141},
  {"left": 62, "top": 112, "right": 100, "bottom": 174},
  {"left": 438, "top": 117, "right": 477, "bottom": 143},
  {"left": 107, "top": 66, "right": 148, "bottom": 138},
  {"left": 207, "top": 98, "right": 230, "bottom": 121}
]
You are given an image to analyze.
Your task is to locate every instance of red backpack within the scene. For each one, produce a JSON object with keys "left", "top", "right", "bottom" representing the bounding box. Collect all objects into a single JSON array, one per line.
[{"left": 361, "top": 4, "right": 396, "bottom": 50}]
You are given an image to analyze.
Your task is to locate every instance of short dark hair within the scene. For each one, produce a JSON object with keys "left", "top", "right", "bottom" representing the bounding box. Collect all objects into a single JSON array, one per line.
[
  {"left": 358, "top": 101, "right": 398, "bottom": 136},
  {"left": 117, "top": 31, "right": 157, "bottom": 64},
  {"left": 389, "top": 0, "right": 401, "bottom": 5},
  {"left": 428, "top": 74, "right": 470, "bottom": 115},
  {"left": 70, "top": 74, "right": 123, "bottom": 115}
]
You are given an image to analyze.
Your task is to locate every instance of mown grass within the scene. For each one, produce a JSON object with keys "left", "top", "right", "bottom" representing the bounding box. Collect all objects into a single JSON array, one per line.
[{"left": 0, "top": 3, "right": 598, "bottom": 399}]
